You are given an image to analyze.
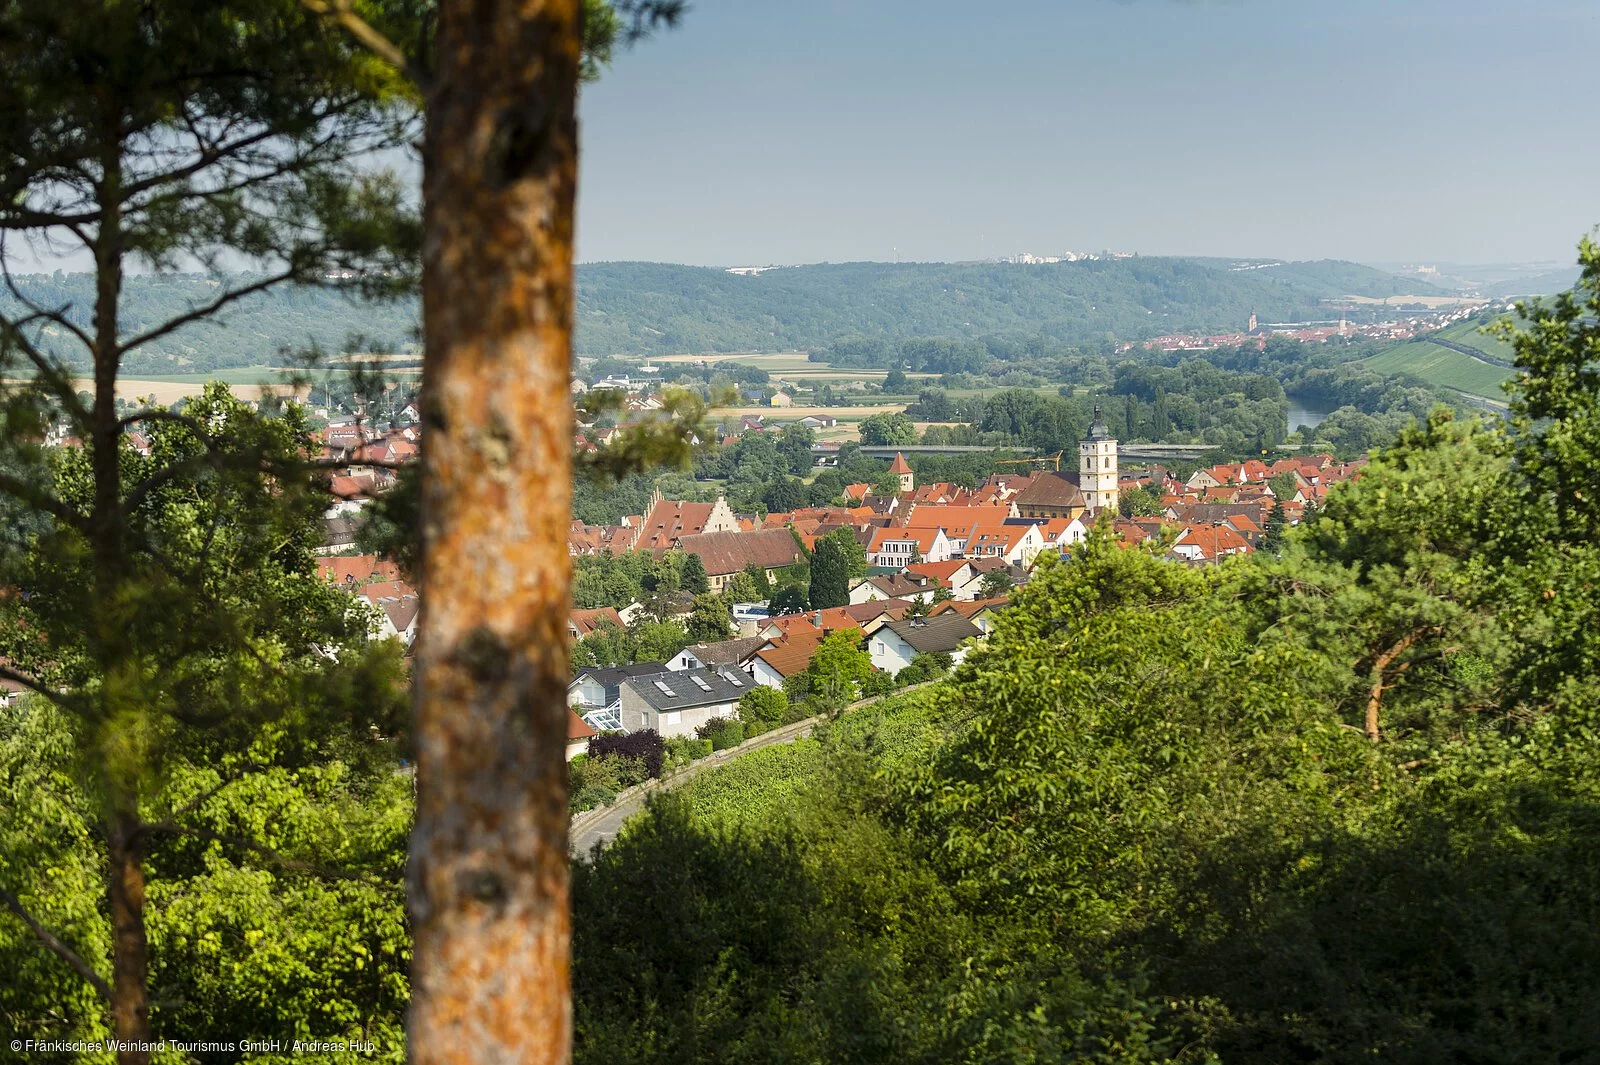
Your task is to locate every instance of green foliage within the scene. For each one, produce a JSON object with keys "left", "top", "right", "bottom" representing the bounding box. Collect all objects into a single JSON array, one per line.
[
  {"left": 686, "top": 593, "right": 732, "bottom": 643},
  {"left": 978, "top": 568, "right": 1014, "bottom": 598},
  {"left": 695, "top": 718, "right": 745, "bottom": 751},
  {"left": 571, "top": 257, "right": 1430, "bottom": 357},
  {"left": 680, "top": 552, "right": 710, "bottom": 594},
  {"left": 807, "top": 529, "right": 856, "bottom": 609},
  {"left": 895, "top": 652, "right": 950, "bottom": 686},
  {"left": 571, "top": 617, "right": 691, "bottom": 668},
  {"left": 0, "top": 699, "right": 411, "bottom": 1054},
  {"left": 1119, "top": 481, "right": 1164, "bottom": 517},
  {"left": 1260, "top": 499, "right": 1287, "bottom": 553},
  {"left": 796, "top": 628, "right": 873, "bottom": 708},
  {"left": 770, "top": 584, "right": 809, "bottom": 615},
  {"left": 738, "top": 686, "right": 789, "bottom": 731},
  {"left": 859, "top": 411, "right": 918, "bottom": 446}
]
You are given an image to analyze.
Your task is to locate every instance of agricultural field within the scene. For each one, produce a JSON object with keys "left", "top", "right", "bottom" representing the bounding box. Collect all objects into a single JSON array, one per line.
[
  {"left": 72, "top": 368, "right": 302, "bottom": 403},
  {"left": 1360, "top": 342, "right": 1509, "bottom": 400},
  {"left": 677, "top": 688, "right": 960, "bottom": 833}
]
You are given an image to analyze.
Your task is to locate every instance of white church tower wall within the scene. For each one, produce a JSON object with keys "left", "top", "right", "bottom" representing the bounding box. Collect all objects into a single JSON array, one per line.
[{"left": 1079, "top": 406, "right": 1119, "bottom": 514}]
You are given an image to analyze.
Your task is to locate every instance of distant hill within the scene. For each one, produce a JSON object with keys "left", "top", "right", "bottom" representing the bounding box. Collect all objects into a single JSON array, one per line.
[
  {"left": 1176, "top": 258, "right": 1442, "bottom": 300},
  {"left": 574, "top": 257, "right": 1442, "bottom": 356},
  {"left": 3, "top": 256, "right": 1458, "bottom": 371}
]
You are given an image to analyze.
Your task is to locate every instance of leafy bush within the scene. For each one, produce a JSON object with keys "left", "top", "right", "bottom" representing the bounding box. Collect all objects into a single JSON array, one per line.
[
  {"left": 859, "top": 669, "right": 896, "bottom": 698},
  {"left": 571, "top": 785, "right": 617, "bottom": 812},
  {"left": 695, "top": 717, "right": 744, "bottom": 751},
  {"left": 663, "top": 736, "right": 713, "bottom": 771},
  {"left": 569, "top": 751, "right": 649, "bottom": 804},
  {"left": 588, "top": 730, "right": 666, "bottom": 780},
  {"left": 738, "top": 686, "right": 789, "bottom": 729},
  {"left": 895, "top": 652, "right": 951, "bottom": 686}
]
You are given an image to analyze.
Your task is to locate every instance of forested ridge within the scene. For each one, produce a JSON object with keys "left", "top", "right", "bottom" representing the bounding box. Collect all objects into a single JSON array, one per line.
[{"left": 2, "top": 256, "right": 1432, "bottom": 371}]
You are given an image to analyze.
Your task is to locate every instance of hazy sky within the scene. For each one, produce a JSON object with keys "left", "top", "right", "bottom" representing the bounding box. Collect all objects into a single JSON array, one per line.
[{"left": 576, "top": 0, "right": 1600, "bottom": 267}]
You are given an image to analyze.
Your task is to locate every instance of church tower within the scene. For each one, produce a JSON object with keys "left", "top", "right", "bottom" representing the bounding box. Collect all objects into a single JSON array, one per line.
[
  {"left": 1079, "top": 406, "right": 1119, "bottom": 514},
  {"left": 888, "top": 451, "right": 914, "bottom": 493},
  {"left": 1247, "top": 309, "right": 1259, "bottom": 334}
]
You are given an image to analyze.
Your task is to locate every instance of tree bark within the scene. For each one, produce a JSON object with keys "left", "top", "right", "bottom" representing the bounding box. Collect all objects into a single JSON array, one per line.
[
  {"left": 410, "top": 2, "right": 579, "bottom": 1062},
  {"left": 93, "top": 106, "right": 153, "bottom": 1065},
  {"left": 1364, "top": 628, "right": 1426, "bottom": 742},
  {"left": 106, "top": 821, "right": 150, "bottom": 1065}
]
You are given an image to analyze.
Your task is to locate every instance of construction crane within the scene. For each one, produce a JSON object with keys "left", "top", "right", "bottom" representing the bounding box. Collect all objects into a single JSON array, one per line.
[{"left": 993, "top": 451, "right": 1063, "bottom": 472}]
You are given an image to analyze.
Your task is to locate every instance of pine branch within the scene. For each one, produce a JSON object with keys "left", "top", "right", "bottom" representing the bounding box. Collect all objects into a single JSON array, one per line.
[
  {"left": 300, "top": 0, "right": 429, "bottom": 90},
  {"left": 116, "top": 268, "right": 299, "bottom": 357}
]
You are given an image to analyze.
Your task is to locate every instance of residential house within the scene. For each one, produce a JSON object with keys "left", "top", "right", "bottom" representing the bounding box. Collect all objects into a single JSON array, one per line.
[
  {"left": 668, "top": 636, "right": 767, "bottom": 673},
  {"left": 904, "top": 558, "right": 988, "bottom": 600},
  {"left": 746, "top": 628, "right": 825, "bottom": 690},
  {"left": 1169, "top": 523, "right": 1252, "bottom": 564},
  {"left": 618, "top": 667, "right": 750, "bottom": 738},
  {"left": 963, "top": 516, "right": 1045, "bottom": 565},
  {"left": 359, "top": 581, "right": 420, "bottom": 648},
  {"left": 850, "top": 572, "right": 937, "bottom": 604},
  {"left": 1035, "top": 515, "right": 1089, "bottom": 555},
  {"left": 865, "top": 525, "right": 952, "bottom": 568},
  {"left": 929, "top": 596, "right": 1009, "bottom": 635},
  {"left": 868, "top": 614, "right": 983, "bottom": 674},
  {"left": 568, "top": 662, "right": 671, "bottom": 731},
  {"left": 317, "top": 516, "right": 362, "bottom": 555},
  {"left": 568, "top": 607, "right": 626, "bottom": 641},
  {"left": 318, "top": 554, "right": 402, "bottom": 587},
  {"left": 566, "top": 709, "right": 597, "bottom": 761}
]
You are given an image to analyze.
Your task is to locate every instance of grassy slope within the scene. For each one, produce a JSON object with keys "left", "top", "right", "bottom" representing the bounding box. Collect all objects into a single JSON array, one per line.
[
  {"left": 1361, "top": 343, "right": 1509, "bottom": 399},
  {"left": 679, "top": 688, "right": 957, "bottom": 833},
  {"left": 1358, "top": 314, "right": 1517, "bottom": 401}
]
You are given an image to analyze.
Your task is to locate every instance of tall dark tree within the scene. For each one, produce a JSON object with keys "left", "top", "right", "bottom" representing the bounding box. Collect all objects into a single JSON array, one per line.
[
  {"left": 1261, "top": 499, "right": 1287, "bottom": 553},
  {"left": 681, "top": 552, "right": 710, "bottom": 594},
  {"left": 808, "top": 530, "right": 854, "bottom": 610},
  {"left": 0, "top": 3, "right": 418, "bottom": 1056}
]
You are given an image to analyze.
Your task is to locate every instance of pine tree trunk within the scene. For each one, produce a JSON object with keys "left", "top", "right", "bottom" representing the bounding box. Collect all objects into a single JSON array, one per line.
[
  {"left": 93, "top": 125, "right": 152, "bottom": 1065},
  {"left": 106, "top": 822, "right": 150, "bottom": 1065},
  {"left": 409, "top": 1, "right": 579, "bottom": 1061}
]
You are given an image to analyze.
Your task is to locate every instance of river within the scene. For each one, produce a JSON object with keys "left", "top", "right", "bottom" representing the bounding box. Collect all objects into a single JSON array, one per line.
[{"left": 1286, "top": 396, "right": 1337, "bottom": 435}]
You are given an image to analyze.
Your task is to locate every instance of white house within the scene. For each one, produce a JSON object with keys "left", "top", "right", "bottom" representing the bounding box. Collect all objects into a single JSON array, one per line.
[
  {"left": 849, "top": 572, "right": 937, "bottom": 605},
  {"left": 668, "top": 636, "right": 766, "bottom": 673},
  {"left": 867, "top": 614, "right": 983, "bottom": 675},
  {"left": 617, "top": 667, "right": 748, "bottom": 738}
]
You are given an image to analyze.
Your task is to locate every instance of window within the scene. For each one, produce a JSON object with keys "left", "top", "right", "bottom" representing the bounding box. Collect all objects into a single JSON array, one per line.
[
  {"left": 663, "top": 711, "right": 680, "bottom": 726},
  {"left": 654, "top": 679, "right": 676, "bottom": 696},
  {"left": 691, "top": 675, "right": 713, "bottom": 692}
]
